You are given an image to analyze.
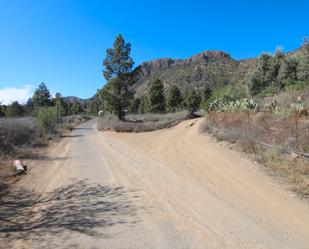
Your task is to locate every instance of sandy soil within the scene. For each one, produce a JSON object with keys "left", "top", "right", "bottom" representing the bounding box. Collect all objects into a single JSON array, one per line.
[{"left": 1, "top": 118, "right": 309, "bottom": 249}]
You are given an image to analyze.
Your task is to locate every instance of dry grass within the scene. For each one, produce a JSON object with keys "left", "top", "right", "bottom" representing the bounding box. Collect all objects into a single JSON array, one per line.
[
  {"left": 0, "top": 117, "right": 41, "bottom": 157},
  {"left": 259, "top": 149, "right": 309, "bottom": 196},
  {"left": 203, "top": 111, "right": 309, "bottom": 197},
  {"left": 97, "top": 112, "right": 192, "bottom": 133},
  {"left": 0, "top": 115, "right": 91, "bottom": 181}
]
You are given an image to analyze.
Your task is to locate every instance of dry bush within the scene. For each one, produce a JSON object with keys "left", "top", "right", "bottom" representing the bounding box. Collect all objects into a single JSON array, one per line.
[
  {"left": 204, "top": 111, "right": 309, "bottom": 197},
  {"left": 0, "top": 117, "right": 40, "bottom": 181},
  {"left": 97, "top": 112, "right": 190, "bottom": 133},
  {"left": 206, "top": 111, "right": 308, "bottom": 152},
  {"left": 260, "top": 148, "right": 309, "bottom": 197},
  {"left": 0, "top": 117, "right": 39, "bottom": 157},
  {"left": 0, "top": 115, "right": 91, "bottom": 182}
]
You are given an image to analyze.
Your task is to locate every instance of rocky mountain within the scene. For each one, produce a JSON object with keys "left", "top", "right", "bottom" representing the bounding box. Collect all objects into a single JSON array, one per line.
[{"left": 132, "top": 50, "right": 258, "bottom": 95}]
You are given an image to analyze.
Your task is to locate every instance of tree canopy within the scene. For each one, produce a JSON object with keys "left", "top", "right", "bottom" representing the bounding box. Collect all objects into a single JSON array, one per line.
[
  {"left": 101, "top": 34, "right": 135, "bottom": 120},
  {"left": 148, "top": 79, "right": 166, "bottom": 113},
  {"left": 167, "top": 85, "right": 182, "bottom": 112},
  {"left": 32, "top": 82, "right": 51, "bottom": 108}
]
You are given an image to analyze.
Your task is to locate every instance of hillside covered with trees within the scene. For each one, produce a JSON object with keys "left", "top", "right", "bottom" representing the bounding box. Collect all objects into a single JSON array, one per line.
[{"left": 95, "top": 35, "right": 309, "bottom": 120}]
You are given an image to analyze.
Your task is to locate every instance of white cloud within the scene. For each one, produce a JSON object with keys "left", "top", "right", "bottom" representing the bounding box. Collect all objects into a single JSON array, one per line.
[{"left": 0, "top": 85, "right": 34, "bottom": 105}]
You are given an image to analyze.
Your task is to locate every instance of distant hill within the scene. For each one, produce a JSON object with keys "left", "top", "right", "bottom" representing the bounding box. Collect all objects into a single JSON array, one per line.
[
  {"left": 131, "top": 47, "right": 305, "bottom": 95},
  {"left": 131, "top": 50, "right": 258, "bottom": 95},
  {"left": 62, "top": 96, "right": 88, "bottom": 103}
]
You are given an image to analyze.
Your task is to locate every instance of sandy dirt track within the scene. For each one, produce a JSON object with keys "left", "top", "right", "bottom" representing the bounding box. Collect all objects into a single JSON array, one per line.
[{"left": 1, "top": 118, "right": 309, "bottom": 249}]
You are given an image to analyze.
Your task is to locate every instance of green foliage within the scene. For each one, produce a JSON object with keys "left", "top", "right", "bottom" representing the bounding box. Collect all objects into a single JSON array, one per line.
[
  {"left": 248, "top": 50, "right": 286, "bottom": 95},
  {"left": 6, "top": 101, "right": 24, "bottom": 117},
  {"left": 284, "top": 80, "right": 308, "bottom": 91},
  {"left": 0, "top": 103, "right": 4, "bottom": 117},
  {"left": 209, "top": 85, "right": 247, "bottom": 103},
  {"left": 208, "top": 98, "right": 258, "bottom": 112},
  {"left": 184, "top": 90, "right": 201, "bottom": 114},
  {"left": 139, "top": 95, "right": 150, "bottom": 114},
  {"left": 129, "top": 97, "right": 141, "bottom": 114},
  {"left": 223, "top": 86, "right": 247, "bottom": 102},
  {"left": 290, "top": 96, "right": 306, "bottom": 115},
  {"left": 148, "top": 79, "right": 166, "bottom": 113},
  {"left": 32, "top": 82, "right": 51, "bottom": 108},
  {"left": 264, "top": 100, "right": 279, "bottom": 113},
  {"left": 258, "top": 85, "right": 281, "bottom": 97},
  {"left": 100, "top": 77, "right": 134, "bottom": 118},
  {"left": 103, "top": 34, "right": 134, "bottom": 81},
  {"left": 167, "top": 85, "right": 182, "bottom": 112},
  {"left": 88, "top": 90, "right": 103, "bottom": 116},
  {"left": 102, "top": 34, "right": 135, "bottom": 120},
  {"left": 199, "top": 87, "right": 213, "bottom": 110},
  {"left": 69, "top": 101, "right": 83, "bottom": 115},
  {"left": 248, "top": 53, "right": 273, "bottom": 95},
  {"left": 51, "top": 92, "right": 67, "bottom": 116},
  {"left": 278, "top": 57, "right": 298, "bottom": 82},
  {"left": 297, "top": 39, "right": 309, "bottom": 81},
  {"left": 36, "top": 107, "right": 58, "bottom": 134}
]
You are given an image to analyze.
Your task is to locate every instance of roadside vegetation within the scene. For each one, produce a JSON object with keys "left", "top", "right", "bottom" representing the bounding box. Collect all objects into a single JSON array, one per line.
[
  {"left": 200, "top": 40, "right": 309, "bottom": 196},
  {"left": 97, "top": 34, "right": 309, "bottom": 196},
  {"left": 2, "top": 34, "right": 308, "bottom": 196},
  {"left": 0, "top": 82, "right": 92, "bottom": 182},
  {"left": 97, "top": 112, "right": 191, "bottom": 132},
  {"left": 96, "top": 34, "right": 203, "bottom": 132}
]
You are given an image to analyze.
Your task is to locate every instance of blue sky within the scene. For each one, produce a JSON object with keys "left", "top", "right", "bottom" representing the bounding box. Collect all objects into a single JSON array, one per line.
[{"left": 0, "top": 0, "right": 308, "bottom": 103}]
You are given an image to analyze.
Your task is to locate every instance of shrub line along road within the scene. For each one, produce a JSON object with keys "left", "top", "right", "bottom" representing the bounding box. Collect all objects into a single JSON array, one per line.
[{"left": 1, "top": 118, "right": 309, "bottom": 249}]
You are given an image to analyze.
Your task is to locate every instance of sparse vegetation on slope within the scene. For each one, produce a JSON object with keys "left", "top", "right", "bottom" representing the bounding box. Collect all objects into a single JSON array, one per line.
[{"left": 202, "top": 91, "right": 309, "bottom": 196}]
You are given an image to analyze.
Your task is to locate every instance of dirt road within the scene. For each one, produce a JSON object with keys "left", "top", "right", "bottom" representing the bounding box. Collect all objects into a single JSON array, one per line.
[{"left": 1, "top": 118, "right": 309, "bottom": 249}]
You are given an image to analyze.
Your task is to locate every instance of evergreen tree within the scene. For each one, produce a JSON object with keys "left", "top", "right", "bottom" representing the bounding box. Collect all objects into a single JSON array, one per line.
[
  {"left": 148, "top": 79, "right": 165, "bottom": 113},
  {"left": 200, "top": 86, "right": 212, "bottom": 110},
  {"left": 184, "top": 90, "right": 201, "bottom": 114},
  {"left": 52, "top": 93, "right": 67, "bottom": 116},
  {"left": 298, "top": 39, "right": 309, "bottom": 81},
  {"left": 278, "top": 57, "right": 298, "bottom": 83},
  {"left": 130, "top": 97, "right": 141, "bottom": 114},
  {"left": 268, "top": 48, "right": 285, "bottom": 89},
  {"left": 71, "top": 101, "right": 82, "bottom": 115},
  {"left": 248, "top": 52, "right": 283, "bottom": 95},
  {"left": 167, "top": 85, "right": 182, "bottom": 112},
  {"left": 0, "top": 102, "right": 5, "bottom": 117},
  {"left": 139, "top": 95, "right": 150, "bottom": 114},
  {"left": 102, "top": 34, "right": 135, "bottom": 120},
  {"left": 32, "top": 82, "right": 51, "bottom": 108},
  {"left": 6, "top": 101, "right": 24, "bottom": 117}
]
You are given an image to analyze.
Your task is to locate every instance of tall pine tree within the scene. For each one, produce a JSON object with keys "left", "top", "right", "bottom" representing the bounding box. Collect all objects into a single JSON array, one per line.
[
  {"left": 167, "top": 85, "right": 182, "bottom": 112},
  {"left": 148, "top": 79, "right": 165, "bottom": 113},
  {"left": 102, "top": 34, "right": 134, "bottom": 120},
  {"left": 32, "top": 82, "right": 51, "bottom": 108}
]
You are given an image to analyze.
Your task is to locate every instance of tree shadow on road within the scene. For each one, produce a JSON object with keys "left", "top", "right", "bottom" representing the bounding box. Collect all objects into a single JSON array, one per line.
[{"left": 0, "top": 179, "right": 141, "bottom": 246}]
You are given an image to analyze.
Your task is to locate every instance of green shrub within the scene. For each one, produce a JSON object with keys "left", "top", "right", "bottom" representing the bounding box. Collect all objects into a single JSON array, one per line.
[
  {"left": 36, "top": 107, "right": 59, "bottom": 134},
  {"left": 184, "top": 90, "right": 201, "bottom": 114},
  {"left": 285, "top": 80, "right": 308, "bottom": 91},
  {"left": 258, "top": 85, "right": 281, "bottom": 97},
  {"left": 6, "top": 101, "right": 24, "bottom": 117},
  {"left": 167, "top": 85, "right": 182, "bottom": 112},
  {"left": 148, "top": 79, "right": 166, "bottom": 113}
]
